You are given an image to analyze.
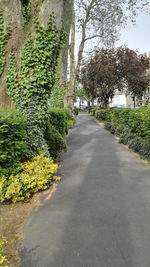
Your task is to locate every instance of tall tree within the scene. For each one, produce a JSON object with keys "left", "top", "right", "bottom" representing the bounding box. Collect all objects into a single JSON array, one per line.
[{"left": 75, "top": 0, "right": 150, "bottom": 85}]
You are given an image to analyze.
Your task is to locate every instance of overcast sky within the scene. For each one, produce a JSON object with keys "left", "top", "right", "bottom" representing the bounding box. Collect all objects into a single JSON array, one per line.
[{"left": 116, "top": 12, "right": 150, "bottom": 54}]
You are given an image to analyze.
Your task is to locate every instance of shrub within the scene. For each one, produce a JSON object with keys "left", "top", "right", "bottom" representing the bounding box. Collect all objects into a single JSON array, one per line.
[
  {"left": 129, "top": 137, "right": 150, "bottom": 160},
  {"left": 110, "top": 107, "right": 150, "bottom": 138},
  {"left": 103, "top": 107, "right": 150, "bottom": 161},
  {"left": 0, "top": 154, "right": 60, "bottom": 203},
  {"left": 49, "top": 108, "right": 67, "bottom": 137},
  {"left": 104, "top": 121, "right": 113, "bottom": 132},
  {"left": 95, "top": 109, "right": 111, "bottom": 121},
  {"left": 45, "top": 122, "right": 67, "bottom": 159},
  {"left": 0, "top": 238, "right": 9, "bottom": 267},
  {"left": 0, "top": 109, "right": 28, "bottom": 177},
  {"left": 67, "top": 119, "right": 74, "bottom": 129},
  {"left": 89, "top": 107, "right": 99, "bottom": 116},
  {"left": 119, "top": 131, "right": 136, "bottom": 145},
  {"left": 49, "top": 108, "right": 75, "bottom": 136},
  {"left": 104, "top": 121, "right": 116, "bottom": 134}
]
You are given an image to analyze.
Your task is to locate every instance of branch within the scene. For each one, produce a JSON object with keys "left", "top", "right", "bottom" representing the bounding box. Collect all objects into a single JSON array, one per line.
[{"left": 85, "top": 34, "right": 102, "bottom": 41}]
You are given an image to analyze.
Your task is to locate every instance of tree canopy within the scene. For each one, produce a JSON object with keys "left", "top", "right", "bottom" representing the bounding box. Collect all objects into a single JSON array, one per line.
[{"left": 81, "top": 47, "right": 150, "bottom": 107}]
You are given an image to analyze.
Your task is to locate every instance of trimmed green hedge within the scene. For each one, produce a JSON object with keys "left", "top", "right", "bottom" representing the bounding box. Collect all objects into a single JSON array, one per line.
[
  {"left": 0, "top": 109, "right": 28, "bottom": 176},
  {"left": 49, "top": 108, "right": 67, "bottom": 136},
  {"left": 95, "top": 109, "right": 112, "bottom": 121},
  {"left": 93, "top": 107, "right": 150, "bottom": 161},
  {"left": 49, "top": 108, "right": 75, "bottom": 136},
  {"left": 45, "top": 122, "right": 67, "bottom": 159}
]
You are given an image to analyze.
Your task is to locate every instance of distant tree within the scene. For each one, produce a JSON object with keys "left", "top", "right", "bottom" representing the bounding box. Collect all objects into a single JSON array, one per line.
[
  {"left": 117, "top": 47, "right": 150, "bottom": 103},
  {"left": 76, "top": 87, "right": 93, "bottom": 107},
  {"left": 81, "top": 47, "right": 150, "bottom": 107},
  {"left": 81, "top": 48, "right": 121, "bottom": 107}
]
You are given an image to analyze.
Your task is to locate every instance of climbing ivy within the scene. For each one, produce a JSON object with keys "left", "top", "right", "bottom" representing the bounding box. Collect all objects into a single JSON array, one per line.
[
  {"left": 0, "top": 11, "right": 7, "bottom": 76},
  {"left": 22, "top": 2, "right": 31, "bottom": 24},
  {"left": 7, "top": 53, "right": 19, "bottom": 103},
  {"left": 7, "top": 14, "right": 66, "bottom": 156},
  {"left": 49, "top": 78, "right": 65, "bottom": 108}
]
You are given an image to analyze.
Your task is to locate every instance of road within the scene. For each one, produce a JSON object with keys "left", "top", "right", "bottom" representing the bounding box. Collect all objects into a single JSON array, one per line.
[{"left": 18, "top": 113, "right": 150, "bottom": 267}]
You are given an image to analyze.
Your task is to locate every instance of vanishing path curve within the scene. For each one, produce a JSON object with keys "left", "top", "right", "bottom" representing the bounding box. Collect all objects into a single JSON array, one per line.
[{"left": 18, "top": 113, "right": 150, "bottom": 267}]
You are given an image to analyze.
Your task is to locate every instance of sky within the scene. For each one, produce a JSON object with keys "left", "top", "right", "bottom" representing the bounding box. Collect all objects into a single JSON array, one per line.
[
  {"left": 75, "top": 11, "right": 150, "bottom": 62},
  {"left": 116, "top": 12, "right": 150, "bottom": 54}
]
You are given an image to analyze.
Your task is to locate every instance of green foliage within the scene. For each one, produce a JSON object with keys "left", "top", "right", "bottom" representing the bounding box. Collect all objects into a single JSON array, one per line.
[
  {"left": 49, "top": 108, "right": 67, "bottom": 136},
  {"left": 22, "top": 2, "right": 31, "bottom": 24},
  {"left": 0, "top": 11, "right": 7, "bottom": 76},
  {"left": 63, "top": 108, "right": 75, "bottom": 121},
  {"left": 104, "top": 121, "right": 116, "bottom": 134},
  {"left": 101, "top": 107, "right": 150, "bottom": 160},
  {"left": 7, "top": 15, "right": 66, "bottom": 156},
  {"left": 89, "top": 107, "right": 98, "bottom": 116},
  {"left": 0, "top": 154, "right": 60, "bottom": 203},
  {"left": 128, "top": 137, "right": 150, "bottom": 159},
  {"left": 7, "top": 53, "right": 18, "bottom": 104},
  {"left": 0, "top": 109, "right": 28, "bottom": 177},
  {"left": 45, "top": 122, "right": 67, "bottom": 159},
  {"left": 0, "top": 238, "right": 10, "bottom": 266},
  {"left": 49, "top": 80, "right": 65, "bottom": 108},
  {"left": 95, "top": 109, "right": 111, "bottom": 121},
  {"left": 110, "top": 107, "right": 150, "bottom": 138},
  {"left": 49, "top": 107, "right": 74, "bottom": 136},
  {"left": 67, "top": 119, "right": 75, "bottom": 129}
]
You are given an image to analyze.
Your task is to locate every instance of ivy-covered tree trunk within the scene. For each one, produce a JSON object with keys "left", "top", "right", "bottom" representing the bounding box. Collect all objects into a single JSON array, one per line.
[
  {"left": 0, "top": 0, "right": 24, "bottom": 109},
  {"left": 0, "top": 0, "right": 73, "bottom": 109},
  {"left": 0, "top": 0, "right": 74, "bottom": 156}
]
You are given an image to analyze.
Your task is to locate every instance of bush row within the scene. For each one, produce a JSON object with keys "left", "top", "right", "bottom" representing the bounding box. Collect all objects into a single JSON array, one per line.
[{"left": 93, "top": 107, "right": 150, "bottom": 161}]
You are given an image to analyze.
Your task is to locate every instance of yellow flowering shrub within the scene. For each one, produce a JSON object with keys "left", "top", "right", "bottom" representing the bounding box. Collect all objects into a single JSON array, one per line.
[
  {"left": 0, "top": 154, "right": 60, "bottom": 203},
  {"left": 0, "top": 238, "right": 9, "bottom": 267}
]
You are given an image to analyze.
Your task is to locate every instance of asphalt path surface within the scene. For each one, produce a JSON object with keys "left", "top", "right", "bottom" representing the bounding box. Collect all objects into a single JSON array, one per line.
[{"left": 18, "top": 113, "right": 150, "bottom": 267}]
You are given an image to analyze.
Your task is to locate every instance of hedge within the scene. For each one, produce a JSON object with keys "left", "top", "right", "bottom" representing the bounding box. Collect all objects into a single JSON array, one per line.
[
  {"left": 49, "top": 108, "right": 75, "bottom": 136},
  {"left": 95, "top": 109, "right": 112, "bottom": 121},
  {"left": 45, "top": 122, "right": 67, "bottom": 158},
  {"left": 0, "top": 109, "right": 28, "bottom": 177},
  {"left": 93, "top": 107, "right": 150, "bottom": 161}
]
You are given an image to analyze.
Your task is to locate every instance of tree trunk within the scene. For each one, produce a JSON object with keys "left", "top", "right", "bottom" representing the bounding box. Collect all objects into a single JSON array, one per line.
[
  {"left": 0, "top": 0, "right": 73, "bottom": 110},
  {"left": 65, "top": 5, "right": 75, "bottom": 108},
  {"left": 74, "top": 22, "right": 86, "bottom": 95}
]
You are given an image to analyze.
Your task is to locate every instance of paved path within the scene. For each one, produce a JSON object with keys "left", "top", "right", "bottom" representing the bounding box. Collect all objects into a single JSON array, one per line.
[{"left": 18, "top": 113, "right": 150, "bottom": 267}]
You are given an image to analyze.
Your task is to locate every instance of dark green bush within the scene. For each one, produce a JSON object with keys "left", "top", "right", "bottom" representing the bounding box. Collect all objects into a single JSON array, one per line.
[
  {"left": 119, "top": 131, "right": 136, "bottom": 145},
  {"left": 49, "top": 108, "right": 75, "bottom": 136},
  {"left": 63, "top": 108, "right": 75, "bottom": 121},
  {"left": 45, "top": 122, "right": 67, "bottom": 158},
  {"left": 0, "top": 109, "right": 28, "bottom": 176},
  {"left": 128, "top": 137, "right": 150, "bottom": 160},
  {"left": 95, "top": 109, "right": 111, "bottom": 121},
  {"left": 103, "top": 107, "right": 150, "bottom": 161},
  {"left": 104, "top": 121, "right": 113, "bottom": 132},
  {"left": 49, "top": 108, "right": 67, "bottom": 136},
  {"left": 110, "top": 107, "right": 150, "bottom": 138}
]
